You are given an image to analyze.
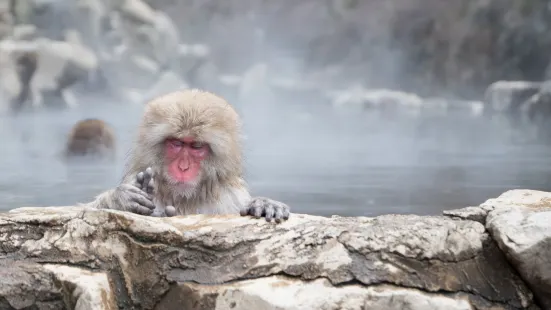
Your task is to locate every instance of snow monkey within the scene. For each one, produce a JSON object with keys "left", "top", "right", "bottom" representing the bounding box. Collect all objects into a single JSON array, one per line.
[
  {"left": 65, "top": 118, "right": 116, "bottom": 158},
  {"left": 84, "top": 89, "right": 291, "bottom": 221}
]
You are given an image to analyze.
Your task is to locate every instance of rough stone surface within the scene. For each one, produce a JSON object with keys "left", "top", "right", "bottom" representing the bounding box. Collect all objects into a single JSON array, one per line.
[
  {"left": 158, "top": 276, "right": 484, "bottom": 310},
  {"left": 483, "top": 190, "right": 551, "bottom": 310},
  {"left": 0, "top": 205, "right": 539, "bottom": 309},
  {"left": 0, "top": 260, "right": 65, "bottom": 309},
  {"left": 443, "top": 206, "right": 492, "bottom": 224}
]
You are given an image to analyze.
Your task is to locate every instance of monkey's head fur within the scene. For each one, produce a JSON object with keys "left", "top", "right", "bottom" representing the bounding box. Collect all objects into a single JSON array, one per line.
[
  {"left": 65, "top": 118, "right": 116, "bottom": 159},
  {"left": 127, "top": 89, "right": 243, "bottom": 198}
]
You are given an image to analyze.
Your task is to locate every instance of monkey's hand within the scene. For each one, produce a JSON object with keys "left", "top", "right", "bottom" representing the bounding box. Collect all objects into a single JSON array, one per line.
[
  {"left": 151, "top": 205, "right": 177, "bottom": 217},
  {"left": 136, "top": 167, "right": 177, "bottom": 217},
  {"left": 100, "top": 167, "right": 156, "bottom": 215},
  {"left": 240, "top": 197, "right": 291, "bottom": 223},
  {"left": 105, "top": 184, "right": 156, "bottom": 215}
]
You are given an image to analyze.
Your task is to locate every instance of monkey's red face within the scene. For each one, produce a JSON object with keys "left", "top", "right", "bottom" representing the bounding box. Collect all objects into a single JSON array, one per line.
[{"left": 164, "top": 137, "right": 209, "bottom": 183}]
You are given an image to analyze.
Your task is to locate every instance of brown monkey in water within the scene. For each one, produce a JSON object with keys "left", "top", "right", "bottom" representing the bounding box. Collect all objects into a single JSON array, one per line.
[
  {"left": 84, "top": 89, "right": 290, "bottom": 221},
  {"left": 65, "top": 118, "right": 116, "bottom": 158}
]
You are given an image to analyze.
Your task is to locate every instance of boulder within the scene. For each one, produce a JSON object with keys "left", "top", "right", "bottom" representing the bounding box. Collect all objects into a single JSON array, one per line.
[
  {"left": 483, "top": 190, "right": 551, "bottom": 310},
  {"left": 483, "top": 81, "right": 542, "bottom": 115},
  {"left": 444, "top": 189, "right": 551, "bottom": 309},
  {"left": 422, "top": 98, "right": 485, "bottom": 117},
  {"left": 0, "top": 204, "right": 539, "bottom": 309},
  {"left": 519, "top": 81, "right": 551, "bottom": 125},
  {"left": 0, "top": 35, "right": 99, "bottom": 110},
  {"left": 327, "top": 86, "right": 424, "bottom": 113}
]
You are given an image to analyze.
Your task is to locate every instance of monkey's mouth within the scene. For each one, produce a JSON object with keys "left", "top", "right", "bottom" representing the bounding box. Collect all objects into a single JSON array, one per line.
[{"left": 165, "top": 169, "right": 201, "bottom": 187}]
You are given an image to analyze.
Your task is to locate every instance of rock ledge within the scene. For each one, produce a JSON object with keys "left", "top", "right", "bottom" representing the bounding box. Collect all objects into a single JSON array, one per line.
[{"left": 1, "top": 189, "right": 550, "bottom": 309}]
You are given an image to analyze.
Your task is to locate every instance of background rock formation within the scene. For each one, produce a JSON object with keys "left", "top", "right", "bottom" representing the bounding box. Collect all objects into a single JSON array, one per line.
[{"left": 2, "top": 0, "right": 551, "bottom": 107}]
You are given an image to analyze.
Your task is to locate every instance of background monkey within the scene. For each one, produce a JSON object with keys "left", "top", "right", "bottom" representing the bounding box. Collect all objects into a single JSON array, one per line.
[
  {"left": 65, "top": 118, "right": 116, "bottom": 159},
  {"left": 84, "top": 89, "right": 290, "bottom": 221}
]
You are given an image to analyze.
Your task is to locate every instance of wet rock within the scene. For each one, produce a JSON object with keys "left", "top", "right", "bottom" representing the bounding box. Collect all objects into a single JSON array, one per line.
[
  {"left": 0, "top": 205, "right": 538, "bottom": 309},
  {"left": 10, "top": 24, "right": 37, "bottom": 40},
  {"left": 109, "top": 0, "right": 179, "bottom": 68},
  {"left": 0, "top": 34, "right": 99, "bottom": 111},
  {"left": 0, "top": 261, "right": 65, "bottom": 309},
  {"left": 519, "top": 81, "right": 551, "bottom": 125},
  {"left": 32, "top": 35, "right": 98, "bottom": 108},
  {"left": 423, "top": 98, "right": 485, "bottom": 117},
  {"left": 328, "top": 86, "right": 424, "bottom": 112},
  {"left": 443, "top": 205, "right": 491, "bottom": 224},
  {"left": 483, "top": 189, "right": 551, "bottom": 309},
  {"left": 484, "top": 81, "right": 542, "bottom": 114},
  {"left": 114, "top": 0, "right": 157, "bottom": 25}
]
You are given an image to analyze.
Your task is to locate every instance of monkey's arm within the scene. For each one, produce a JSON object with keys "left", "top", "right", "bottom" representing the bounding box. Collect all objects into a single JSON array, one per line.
[
  {"left": 82, "top": 188, "right": 117, "bottom": 210},
  {"left": 240, "top": 197, "right": 291, "bottom": 223},
  {"left": 80, "top": 169, "right": 156, "bottom": 215},
  {"left": 81, "top": 185, "right": 156, "bottom": 215}
]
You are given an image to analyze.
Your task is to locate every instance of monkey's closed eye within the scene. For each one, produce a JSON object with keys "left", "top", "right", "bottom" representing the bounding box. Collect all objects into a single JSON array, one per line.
[
  {"left": 190, "top": 142, "right": 206, "bottom": 149},
  {"left": 167, "top": 139, "right": 184, "bottom": 148}
]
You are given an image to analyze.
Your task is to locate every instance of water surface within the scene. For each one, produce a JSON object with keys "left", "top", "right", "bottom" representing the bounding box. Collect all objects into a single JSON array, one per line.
[{"left": 1, "top": 100, "right": 550, "bottom": 217}]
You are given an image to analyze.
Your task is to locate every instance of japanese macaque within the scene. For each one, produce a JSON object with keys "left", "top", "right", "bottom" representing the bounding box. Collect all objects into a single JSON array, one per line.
[
  {"left": 84, "top": 89, "right": 290, "bottom": 221},
  {"left": 65, "top": 118, "right": 116, "bottom": 158}
]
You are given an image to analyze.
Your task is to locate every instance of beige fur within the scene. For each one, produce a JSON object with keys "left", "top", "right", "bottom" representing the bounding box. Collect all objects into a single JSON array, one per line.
[
  {"left": 84, "top": 88, "right": 291, "bottom": 221},
  {"left": 124, "top": 89, "right": 250, "bottom": 215},
  {"left": 65, "top": 118, "right": 116, "bottom": 158}
]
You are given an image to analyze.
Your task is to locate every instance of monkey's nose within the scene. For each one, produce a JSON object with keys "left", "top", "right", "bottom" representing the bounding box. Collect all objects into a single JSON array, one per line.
[{"left": 178, "top": 159, "right": 190, "bottom": 171}]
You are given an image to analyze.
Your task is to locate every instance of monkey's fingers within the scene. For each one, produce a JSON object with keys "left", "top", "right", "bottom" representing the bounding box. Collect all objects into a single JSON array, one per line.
[
  {"left": 150, "top": 206, "right": 176, "bottom": 217},
  {"left": 165, "top": 206, "right": 176, "bottom": 217},
  {"left": 273, "top": 205, "right": 290, "bottom": 223},
  {"left": 145, "top": 177, "right": 155, "bottom": 195},
  {"left": 120, "top": 184, "right": 141, "bottom": 193},
  {"left": 136, "top": 172, "right": 144, "bottom": 186},
  {"left": 239, "top": 208, "right": 249, "bottom": 216},
  {"left": 264, "top": 204, "right": 276, "bottom": 222},
  {"left": 119, "top": 184, "right": 152, "bottom": 199},
  {"left": 247, "top": 198, "right": 266, "bottom": 218},
  {"left": 129, "top": 203, "right": 154, "bottom": 216},
  {"left": 141, "top": 170, "right": 152, "bottom": 192},
  {"left": 282, "top": 207, "right": 290, "bottom": 220},
  {"left": 129, "top": 193, "right": 156, "bottom": 210},
  {"left": 252, "top": 206, "right": 265, "bottom": 219}
]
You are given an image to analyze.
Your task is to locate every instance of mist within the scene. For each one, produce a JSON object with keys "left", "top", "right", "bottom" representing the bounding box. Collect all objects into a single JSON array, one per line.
[{"left": 1, "top": 0, "right": 551, "bottom": 217}]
